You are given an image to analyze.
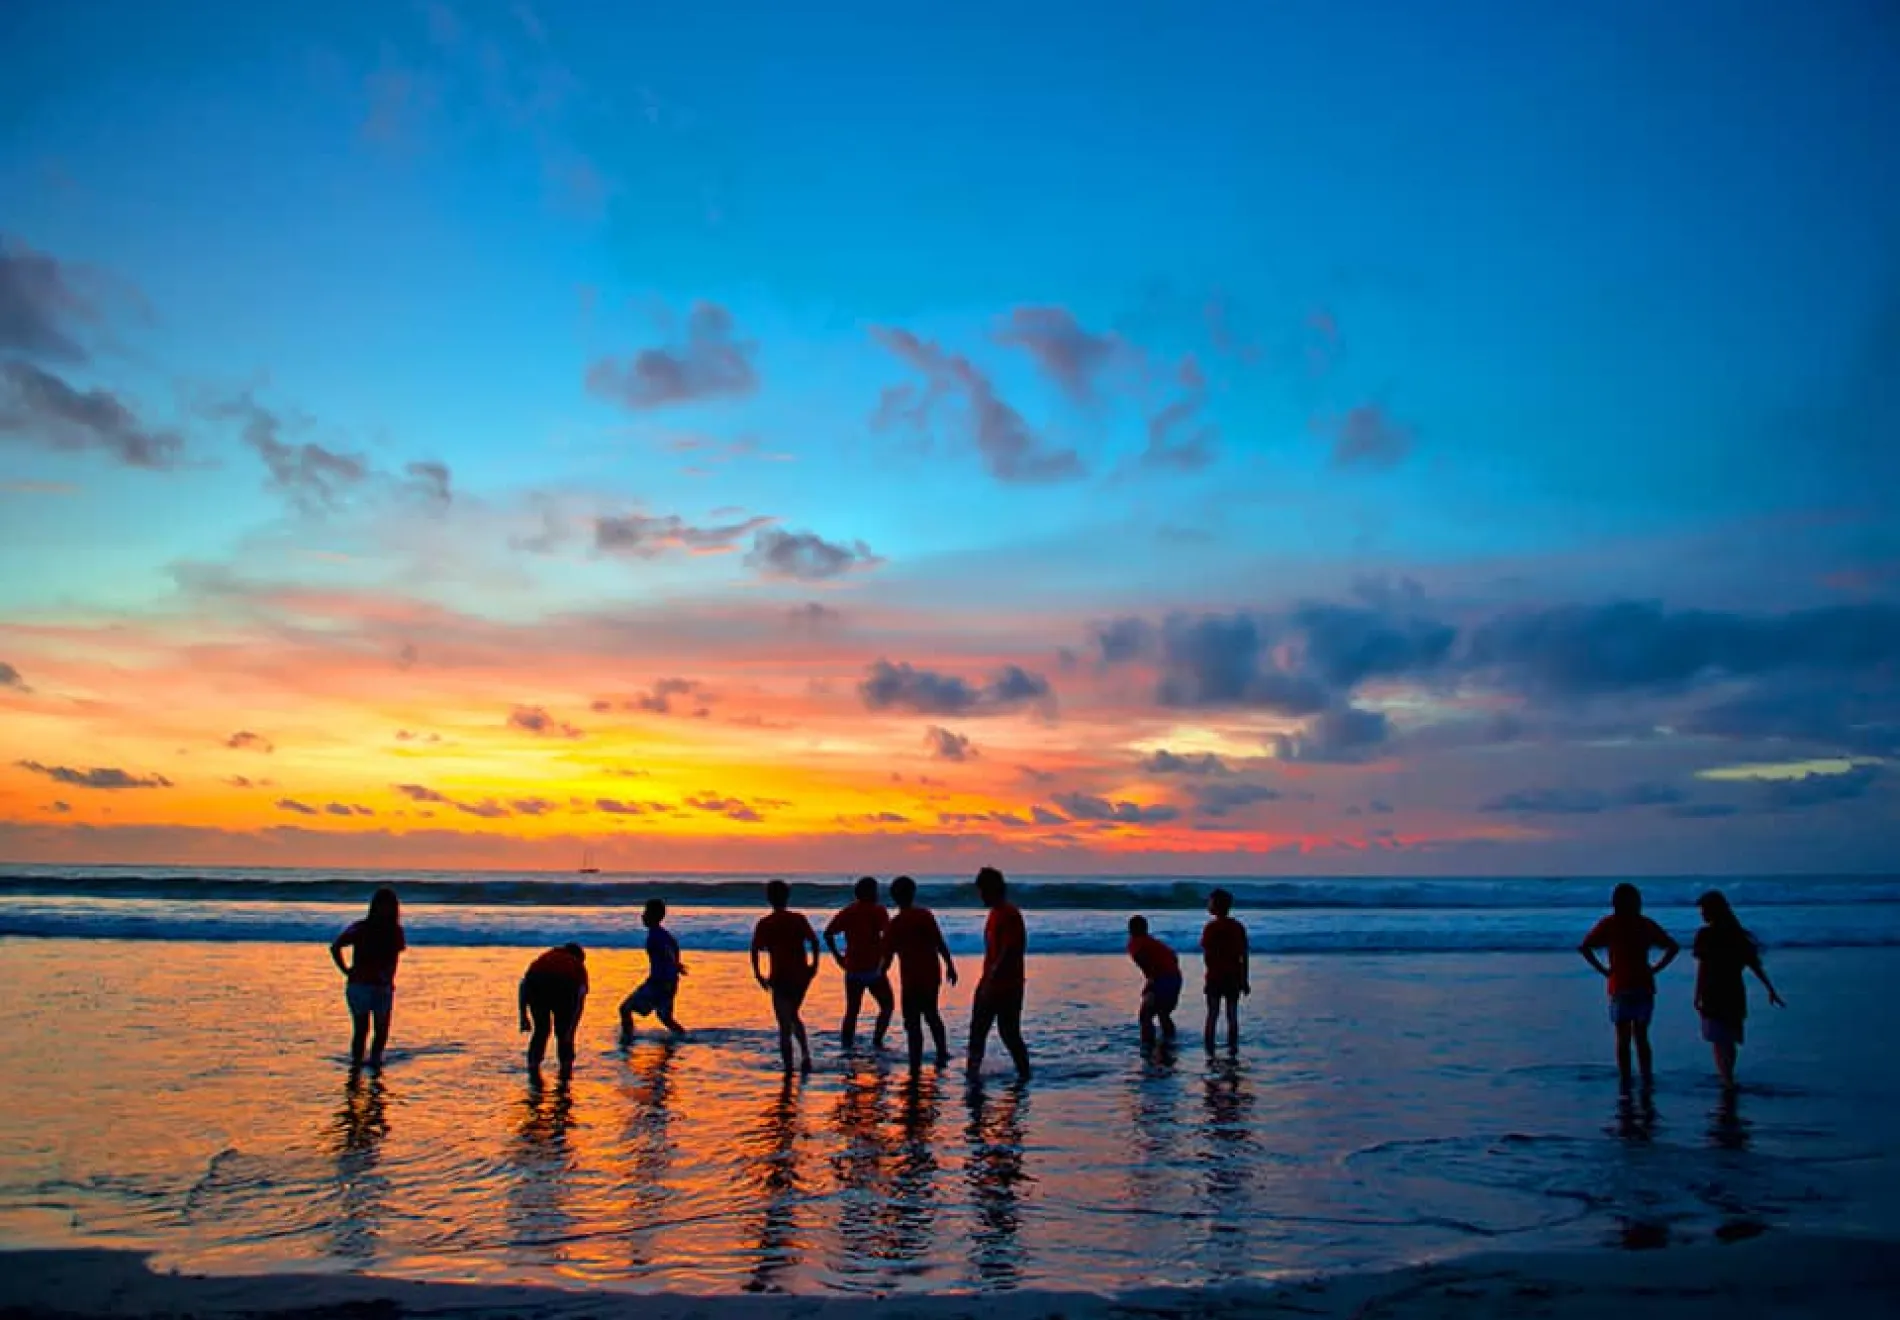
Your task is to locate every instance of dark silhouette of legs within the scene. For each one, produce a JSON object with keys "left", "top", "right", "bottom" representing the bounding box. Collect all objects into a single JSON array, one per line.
[
  {"left": 773, "top": 985, "right": 813, "bottom": 1073},
  {"left": 868, "top": 976, "right": 894, "bottom": 1048},
  {"left": 554, "top": 999, "right": 581, "bottom": 1078},
  {"left": 994, "top": 992, "right": 1030, "bottom": 1079},
  {"left": 349, "top": 1009, "right": 370, "bottom": 1068},
  {"left": 368, "top": 1004, "right": 391, "bottom": 1068},
  {"left": 1633, "top": 1021, "right": 1654, "bottom": 1084},
  {"left": 1614, "top": 1020, "right": 1634, "bottom": 1085},
  {"left": 841, "top": 980, "right": 865, "bottom": 1050},
  {"left": 528, "top": 999, "right": 554, "bottom": 1073}
]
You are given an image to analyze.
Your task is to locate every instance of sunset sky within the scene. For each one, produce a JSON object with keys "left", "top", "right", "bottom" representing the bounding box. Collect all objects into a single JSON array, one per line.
[{"left": 2, "top": 0, "right": 1896, "bottom": 875}]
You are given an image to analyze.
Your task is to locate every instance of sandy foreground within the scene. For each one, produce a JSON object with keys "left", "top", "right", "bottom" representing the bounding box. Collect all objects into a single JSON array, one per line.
[{"left": 2, "top": 1235, "right": 1897, "bottom": 1319}]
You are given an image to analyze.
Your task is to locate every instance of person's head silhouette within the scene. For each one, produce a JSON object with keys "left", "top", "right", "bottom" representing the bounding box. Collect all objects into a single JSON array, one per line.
[
  {"left": 1208, "top": 888, "right": 1233, "bottom": 918},
  {"left": 854, "top": 875, "right": 878, "bottom": 904},
  {"left": 766, "top": 879, "right": 791, "bottom": 910},
  {"left": 643, "top": 899, "right": 667, "bottom": 928},
  {"left": 975, "top": 866, "right": 1007, "bottom": 908},
  {"left": 891, "top": 875, "right": 918, "bottom": 908}
]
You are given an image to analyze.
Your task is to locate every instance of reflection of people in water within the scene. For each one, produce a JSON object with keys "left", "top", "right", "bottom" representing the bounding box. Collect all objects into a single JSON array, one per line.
[
  {"left": 519, "top": 943, "right": 589, "bottom": 1078},
  {"left": 827, "top": 1062, "right": 895, "bottom": 1283},
  {"left": 967, "top": 867, "right": 1031, "bottom": 1081},
  {"left": 1579, "top": 883, "right": 1680, "bottom": 1087},
  {"left": 1200, "top": 889, "right": 1250, "bottom": 1052},
  {"left": 507, "top": 1076, "right": 577, "bottom": 1267},
  {"left": 883, "top": 875, "right": 958, "bottom": 1075},
  {"left": 618, "top": 1038, "right": 682, "bottom": 1269},
  {"left": 1199, "top": 1055, "right": 1255, "bottom": 1277},
  {"left": 826, "top": 876, "right": 894, "bottom": 1051},
  {"left": 742, "top": 1076, "right": 805, "bottom": 1293},
  {"left": 329, "top": 886, "right": 405, "bottom": 1070},
  {"left": 1126, "top": 915, "right": 1183, "bottom": 1049},
  {"left": 1693, "top": 890, "right": 1785, "bottom": 1090},
  {"left": 326, "top": 1071, "right": 390, "bottom": 1260},
  {"left": 1613, "top": 1083, "right": 1658, "bottom": 1143},
  {"left": 620, "top": 899, "right": 688, "bottom": 1043},
  {"left": 1709, "top": 1084, "right": 1751, "bottom": 1152},
  {"left": 877, "top": 1078, "right": 943, "bottom": 1267},
  {"left": 752, "top": 880, "right": 820, "bottom": 1074},
  {"left": 963, "top": 1080, "right": 1029, "bottom": 1288}
]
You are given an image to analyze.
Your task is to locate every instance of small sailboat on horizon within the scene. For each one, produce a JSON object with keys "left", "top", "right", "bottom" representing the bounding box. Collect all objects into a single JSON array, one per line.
[{"left": 578, "top": 847, "right": 600, "bottom": 875}]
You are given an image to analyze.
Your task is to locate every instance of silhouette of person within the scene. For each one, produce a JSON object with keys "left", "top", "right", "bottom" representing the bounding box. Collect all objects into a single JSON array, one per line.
[
  {"left": 1126, "top": 915, "right": 1183, "bottom": 1048},
  {"left": 620, "top": 898, "right": 688, "bottom": 1042},
  {"left": 330, "top": 886, "right": 405, "bottom": 1070},
  {"left": 882, "top": 874, "right": 959, "bottom": 1074},
  {"left": 519, "top": 942, "right": 589, "bottom": 1078},
  {"left": 825, "top": 876, "right": 894, "bottom": 1051},
  {"left": 1693, "top": 889, "right": 1784, "bottom": 1089},
  {"left": 966, "top": 866, "right": 1030, "bottom": 1081},
  {"left": 751, "top": 879, "right": 819, "bottom": 1073},
  {"left": 1580, "top": 883, "right": 1680, "bottom": 1087},
  {"left": 1200, "top": 888, "right": 1250, "bottom": 1052}
]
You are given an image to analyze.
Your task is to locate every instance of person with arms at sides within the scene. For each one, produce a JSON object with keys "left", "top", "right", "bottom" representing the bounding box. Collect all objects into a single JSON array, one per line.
[
  {"left": 519, "top": 943, "right": 589, "bottom": 1079},
  {"left": 882, "top": 874, "right": 959, "bottom": 1075},
  {"left": 1201, "top": 888, "right": 1250, "bottom": 1052},
  {"left": 1693, "top": 889, "right": 1785, "bottom": 1089},
  {"left": 967, "top": 866, "right": 1031, "bottom": 1082},
  {"left": 1579, "top": 883, "right": 1680, "bottom": 1087},
  {"left": 620, "top": 898, "right": 688, "bottom": 1042},
  {"left": 1126, "top": 915, "right": 1183, "bottom": 1049},
  {"left": 825, "top": 876, "right": 894, "bottom": 1051},
  {"left": 330, "top": 886, "right": 405, "bottom": 1071},
  {"left": 751, "top": 879, "right": 820, "bottom": 1074}
]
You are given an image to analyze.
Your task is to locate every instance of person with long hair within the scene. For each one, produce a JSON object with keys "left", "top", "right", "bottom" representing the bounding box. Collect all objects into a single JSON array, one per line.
[
  {"left": 330, "top": 886, "right": 406, "bottom": 1070},
  {"left": 1693, "top": 890, "right": 1785, "bottom": 1088}
]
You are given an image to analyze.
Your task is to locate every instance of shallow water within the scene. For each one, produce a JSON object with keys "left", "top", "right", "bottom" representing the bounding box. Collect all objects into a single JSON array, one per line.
[{"left": 1, "top": 940, "right": 1895, "bottom": 1292}]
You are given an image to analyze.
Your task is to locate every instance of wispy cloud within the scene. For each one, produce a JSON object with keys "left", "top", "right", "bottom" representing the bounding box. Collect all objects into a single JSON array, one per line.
[
  {"left": 744, "top": 528, "right": 883, "bottom": 582},
  {"left": 0, "top": 361, "right": 183, "bottom": 469},
  {"left": 586, "top": 303, "right": 759, "bottom": 410},
  {"left": 17, "top": 761, "right": 172, "bottom": 790}
]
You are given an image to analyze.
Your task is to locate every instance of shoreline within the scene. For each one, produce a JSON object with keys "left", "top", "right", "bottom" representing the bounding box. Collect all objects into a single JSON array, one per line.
[{"left": 3, "top": 1234, "right": 1897, "bottom": 1318}]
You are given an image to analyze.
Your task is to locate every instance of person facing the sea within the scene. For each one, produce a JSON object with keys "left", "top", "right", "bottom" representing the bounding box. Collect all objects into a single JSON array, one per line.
[
  {"left": 751, "top": 879, "right": 820, "bottom": 1073},
  {"left": 329, "top": 886, "right": 405, "bottom": 1070},
  {"left": 1201, "top": 888, "right": 1250, "bottom": 1052},
  {"left": 882, "top": 874, "right": 958, "bottom": 1074},
  {"left": 620, "top": 899, "right": 688, "bottom": 1042},
  {"left": 1126, "top": 915, "right": 1183, "bottom": 1048},
  {"left": 825, "top": 876, "right": 894, "bottom": 1051},
  {"left": 519, "top": 943, "right": 588, "bottom": 1079},
  {"left": 967, "top": 866, "right": 1031, "bottom": 1081},
  {"left": 1693, "top": 889, "right": 1785, "bottom": 1088},
  {"left": 1579, "top": 883, "right": 1680, "bottom": 1086}
]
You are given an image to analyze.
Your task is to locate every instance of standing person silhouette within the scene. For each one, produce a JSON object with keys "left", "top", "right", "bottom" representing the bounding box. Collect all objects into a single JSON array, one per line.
[
  {"left": 519, "top": 942, "right": 588, "bottom": 1079},
  {"left": 751, "top": 879, "right": 819, "bottom": 1074},
  {"left": 1693, "top": 889, "right": 1785, "bottom": 1089},
  {"left": 882, "top": 874, "right": 959, "bottom": 1074},
  {"left": 825, "top": 876, "right": 894, "bottom": 1051},
  {"left": 966, "top": 866, "right": 1031, "bottom": 1082},
  {"left": 1126, "top": 915, "right": 1183, "bottom": 1048},
  {"left": 1580, "top": 883, "right": 1680, "bottom": 1087},
  {"left": 330, "top": 886, "right": 405, "bottom": 1071},
  {"left": 1200, "top": 889, "right": 1250, "bottom": 1052},
  {"left": 620, "top": 898, "right": 688, "bottom": 1042}
]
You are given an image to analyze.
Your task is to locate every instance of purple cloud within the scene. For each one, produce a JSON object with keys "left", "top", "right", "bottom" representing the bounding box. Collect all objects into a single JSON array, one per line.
[
  {"left": 1, "top": 361, "right": 183, "bottom": 470},
  {"left": 593, "top": 510, "right": 774, "bottom": 557},
  {"left": 745, "top": 528, "right": 882, "bottom": 581},
  {"left": 507, "top": 705, "right": 583, "bottom": 739},
  {"left": 586, "top": 302, "right": 759, "bottom": 410},
  {"left": 993, "top": 306, "right": 1121, "bottom": 405},
  {"left": 17, "top": 761, "right": 172, "bottom": 790},
  {"left": 924, "top": 726, "right": 976, "bottom": 761},
  {"left": 1330, "top": 404, "right": 1413, "bottom": 469},
  {"left": 225, "top": 730, "right": 274, "bottom": 754},
  {"left": 0, "top": 237, "right": 99, "bottom": 363}
]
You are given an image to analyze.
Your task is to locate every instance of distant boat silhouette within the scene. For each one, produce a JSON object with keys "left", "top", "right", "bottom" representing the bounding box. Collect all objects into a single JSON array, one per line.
[{"left": 578, "top": 848, "right": 600, "bottom": 875}]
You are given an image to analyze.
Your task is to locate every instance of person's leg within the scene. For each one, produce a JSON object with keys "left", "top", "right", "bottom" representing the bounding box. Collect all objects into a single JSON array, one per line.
[
  {"left": 555, "top": 995, "right": 581, "bottom": 1077},
  {"left": 528, "top": 998, "right": 553, "bottom": 1073},
  {"left": 791, "top": 1007, "right": 813, "bottom": 1072},
  {"left": 1633, "top": 1020, "right": 1654, "bottom": 1083},
  {"left": 928, "top": 1001, "right": 950, "bottom": 1068},
  {"left": 869, "top": 975, "right": 894, "bottom": 1049},
  {"left": 1203, "top": 992, "right": 1219, "bottom": 1052},
  {"left": 998, "top": 991, "right": 1031, "bottom": 1079},
  {"left": 967, "top": 991, "right": 997, "bottom": 1076},
  {"left": 1159, "top": 987, "right": 1177, "bottom": 1044},
  {"left": 619, "top": 990, "right": 638, "bottom": 1041},
  {"left": 349, "top": 1008, "right": 370, "bottom": 1068},
  {"left": 1223, "top": 993, "right": 1240, "bottom": 1051},
  {"left": 903, "top": 992, "right": 925, "bottom": 1074},
  {"left": 368, "top": 999, "right": 392, "bottom": 1068},
  {"left": 1139, "top": 990, "right": 1157, "bottom": 1049},
  {"left": 840, "top": 978, "right": 864, "bottom": 1050},
  {"left": 1614, "top": 1020, "right": 1634, "bottom": 1085},
  {"left": 658, "top": 1005, "right": 686, "bottom": 1037}
]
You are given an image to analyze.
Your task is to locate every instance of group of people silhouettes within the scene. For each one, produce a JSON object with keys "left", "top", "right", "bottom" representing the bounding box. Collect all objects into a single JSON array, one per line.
[{"left": 330, "top": 872, "right": 1780, "bottom": 1091}]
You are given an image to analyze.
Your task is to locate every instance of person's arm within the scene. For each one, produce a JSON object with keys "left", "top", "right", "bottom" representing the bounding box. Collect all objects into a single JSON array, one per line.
[
  {"left": 1650, "top": 925, "right": 1681, "bottom": 977},
  {"left": 804, "top": 922, "right": 822, "bottom": 978},
  {"left": 330, "top": 927, "right": 353, "bottom": 977},
  {"left": 824, "top": 917, "right": 847, "bottom": 968},
  {"left": 937, "top": 918, "right": 959, "bottom": 986},
  {"left": 1578, "top": 921, "right": 1610, "bottom": 978},
  {"left": 1240, "top": 927, "right": 1252, "bottom": 995},
  {"left": 750, "top": 928, "right": 768, "bottom": 989},
  {"left": 1750, "top": 955, "right": 1785, "bottom": 1007}
]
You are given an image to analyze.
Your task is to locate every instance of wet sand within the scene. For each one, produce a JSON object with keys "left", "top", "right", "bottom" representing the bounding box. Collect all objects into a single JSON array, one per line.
[{"left": 4, "top": 1233, "right": 1897, "bottom": 1317}]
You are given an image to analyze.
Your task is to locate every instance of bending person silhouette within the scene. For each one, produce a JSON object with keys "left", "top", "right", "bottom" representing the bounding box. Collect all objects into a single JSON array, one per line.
[
  {"left": 883, "top": 874, "right": 958, "bottom": 1074},
  {"left": 1126, "top": 915, "right": 1182, "bottom": 1048},
  {"left": 825, "top": 876, "right": 894, "bottom": 1051},
  {"left": 752, "top": 879, "right": 819, "bottom": 1073},
  {"left": 966, "top": 867, "right": 1030, "bottom": 1081},
  {"left": 330, "top": 886, "right": 405, "bottom": 1070},
  {"left": 1693, "top": 889, "right": 1785, "bottom": 1089},
  {"left": 1580, "top": 883, "right": 1680, "bottom": 1087},
  {"left": 520, "top": 943, "right": 589, "bottom": 1079},
  {"left": 620, "top": 898, "right": 688, "bottom": 1042},
  {"left": 1200, "top": 889, "right": 1250, "bottom": 1051}
]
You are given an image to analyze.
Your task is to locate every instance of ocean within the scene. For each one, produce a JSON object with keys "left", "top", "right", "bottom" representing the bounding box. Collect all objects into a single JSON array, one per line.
[{"left": 2, "top": 869, "right": 1897, "bottom": 1294}]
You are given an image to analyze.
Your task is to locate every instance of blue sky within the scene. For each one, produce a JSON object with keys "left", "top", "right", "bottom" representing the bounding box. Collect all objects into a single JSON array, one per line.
[{"left": 1, "top": 0, "right": 1896, "bottom": 873}]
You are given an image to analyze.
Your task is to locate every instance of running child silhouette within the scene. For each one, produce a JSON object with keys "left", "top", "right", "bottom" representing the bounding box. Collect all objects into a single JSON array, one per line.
[
  {"left": 620, "top": 899, "right": 688, "bottom": 1042},
  {"left": 1579, "top": 883, "right": 1680, "bottom": 1086},
  {"left": 751, "top": 879, "right": 820, "bottom": 1073}
]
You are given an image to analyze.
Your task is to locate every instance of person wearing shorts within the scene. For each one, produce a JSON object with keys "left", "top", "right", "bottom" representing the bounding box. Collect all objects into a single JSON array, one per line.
[
  {"left": 1579, "top": 883, "right": 1680, "bottom": 1087},
  {"left": 967, "top": 866, "right": 1031, "bottom": 1081},
  {"left": 1126, "top": 915, "right": 1183, "bottom": 1048},
  {"left": 330, "top": 886, "right": 405, "bottom": 1071},
  {"left": 620, "top": 899, "right": 687, "bottom": 1041},
  {"left": 1200, "top": 889, "right": 1250, "bottom": 1052},
  {"left": 519, "top": 943, "right": 589, "bottom": 1078},
  {"left": 825, "top": 876, "right": 894, "bottom": 1051},
  {"left": 882, "top": 874, "right": 959, "bottom": 1074},
  {"left": 751, "top": 880, "right": 819, "bottom": 1073}
]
